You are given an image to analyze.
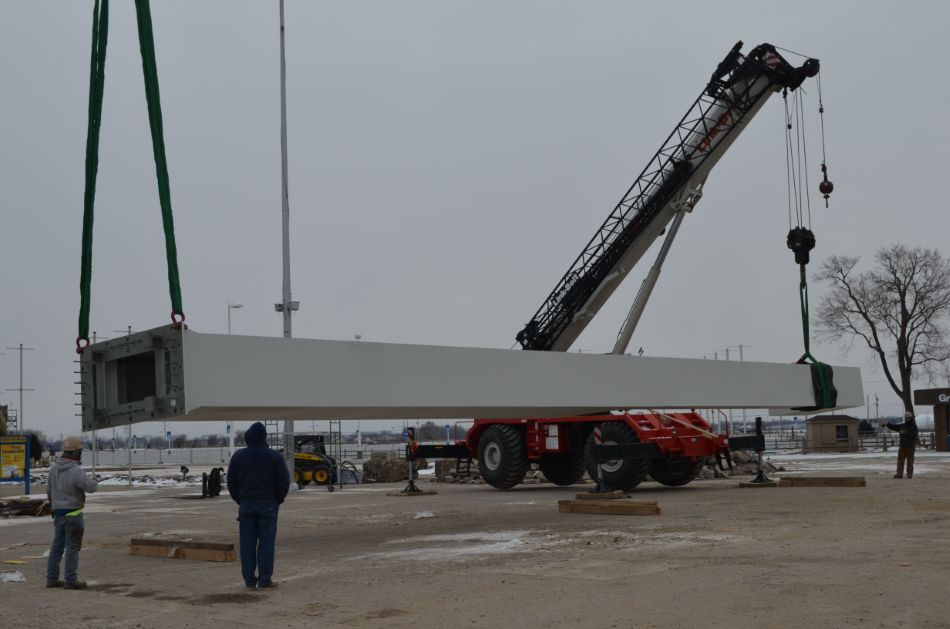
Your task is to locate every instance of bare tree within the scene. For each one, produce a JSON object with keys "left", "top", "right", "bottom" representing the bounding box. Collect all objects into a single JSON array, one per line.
[
  {"left": 815, "top": 244, "right": 950, "bottom": 413},
  {"left": 416, "top": 421, "right": 445, "bottom": 441}
]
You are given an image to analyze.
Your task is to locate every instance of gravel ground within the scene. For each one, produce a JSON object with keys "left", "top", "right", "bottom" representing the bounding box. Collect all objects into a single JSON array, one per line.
[{"left": 1, "top": 452, "right": 949, "bottom": 628}]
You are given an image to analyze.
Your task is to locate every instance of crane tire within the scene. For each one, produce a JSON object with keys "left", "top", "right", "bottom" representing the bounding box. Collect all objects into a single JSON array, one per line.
[
  {"left": 583, "top": 422, "right": 651, "bottom": 491},
  {"left": 477, "top": 425, "right": 528, "bottom": 490},
  {"left": 648, "top": 457, "right": 705, "bottom": 487},
  {"left": 539, "top": 453, "right": 586, "bottom": 486}
]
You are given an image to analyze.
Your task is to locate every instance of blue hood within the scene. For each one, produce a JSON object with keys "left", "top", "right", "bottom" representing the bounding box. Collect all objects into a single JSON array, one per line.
[{"left": 245, "top": 422, "right": 267, "bottom": 446}]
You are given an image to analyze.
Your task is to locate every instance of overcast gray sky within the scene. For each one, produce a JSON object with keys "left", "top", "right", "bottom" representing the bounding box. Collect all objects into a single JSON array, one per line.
[{"left": 2, "top": 1, "right": 947, "bottom": 438}]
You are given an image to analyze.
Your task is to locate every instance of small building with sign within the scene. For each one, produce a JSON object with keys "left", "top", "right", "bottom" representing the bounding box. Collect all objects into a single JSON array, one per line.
[
  {"left": 0, "top": 435, "right": 31, "bottom": 495},
  {"left": 804, "top": 415, "right": 860, "bottom": 453},
  {"left": 913, "top": 388, "right": 950, "bottom": 452}
]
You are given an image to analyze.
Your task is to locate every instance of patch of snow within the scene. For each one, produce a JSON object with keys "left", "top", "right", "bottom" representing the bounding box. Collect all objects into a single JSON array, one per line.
[
  {"left": 575, "top": 530, "right": 737, "bottom": 548},
  {"left": 353, "top": 529, "right": 565, "bottom": 561},
  {"left": 0, "top": 570, "right": 26, "bottom": 583},
  {"left": 413, "top": 511, "right": 435, "bottom": 519},
  {"left": 0, "top": 518, "right": 47, "bottom": 528},
  {"left": 767, "top": 450, "right": 950, "bottom": 476}
]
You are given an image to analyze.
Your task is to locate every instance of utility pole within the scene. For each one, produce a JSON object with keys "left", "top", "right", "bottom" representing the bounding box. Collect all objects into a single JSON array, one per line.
[
  {"left": 728, "top": 345, "right": 751, "bottom": 433},
  {"left": 227, "top": 302, "right": 244, "bottom": 335},
  {"left": 273, "top": 0, "right": 298, "bottom": 474},
  {"left": 739, "top": 345, "right": 745, "bottom": 433},
  {"left": 6, "top": 343, "right": 35, "bottom": 433}
]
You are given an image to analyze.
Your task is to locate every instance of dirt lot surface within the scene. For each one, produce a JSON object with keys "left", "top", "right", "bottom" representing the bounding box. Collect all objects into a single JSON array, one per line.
[{"left": 2, "top": 452, "right": 949, "bottom": 628}]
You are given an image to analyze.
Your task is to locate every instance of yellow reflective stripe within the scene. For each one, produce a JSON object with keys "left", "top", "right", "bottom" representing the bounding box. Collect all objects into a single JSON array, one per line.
[{"left": 65, "top": 509, "right": 83, "bottom": 517}]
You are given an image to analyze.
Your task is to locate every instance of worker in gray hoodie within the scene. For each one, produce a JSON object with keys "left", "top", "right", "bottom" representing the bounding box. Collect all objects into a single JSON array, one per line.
[{"left": 46, "top": 436, "right": 98, "bottom": 589}]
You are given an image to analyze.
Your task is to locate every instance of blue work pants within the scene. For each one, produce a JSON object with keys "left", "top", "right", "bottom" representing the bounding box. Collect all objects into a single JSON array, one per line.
[
  {"left": 47, "top": 513, "right": 85, "bottom": 584},
  {"left": 238, "top": 500, "right": 279, "bottom": 587}
]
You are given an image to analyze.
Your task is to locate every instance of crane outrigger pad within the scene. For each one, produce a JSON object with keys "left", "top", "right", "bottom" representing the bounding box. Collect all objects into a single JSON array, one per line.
[{"left": 78, "top": 326, "right": 863, "bottom": 430}]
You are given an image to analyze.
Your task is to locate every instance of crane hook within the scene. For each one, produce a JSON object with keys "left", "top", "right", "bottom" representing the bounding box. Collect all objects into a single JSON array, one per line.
[{"left": 819, "top": 162, "right": 834, "bottom": 207}]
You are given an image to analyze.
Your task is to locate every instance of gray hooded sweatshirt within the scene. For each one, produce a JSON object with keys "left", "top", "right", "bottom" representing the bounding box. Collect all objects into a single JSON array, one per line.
[{"left": 46, "top": 458, "right": 98, "bottom": 512}]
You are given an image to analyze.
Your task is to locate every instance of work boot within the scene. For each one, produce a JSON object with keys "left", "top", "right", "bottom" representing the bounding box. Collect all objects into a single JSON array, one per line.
[
  {"left": 63, "top": 581, "right": 88, "bottom": 590},
  {"left": 45, "top": 581, "right": 64, "bottom": 588},
  {"left": 258, "top": 580, "right": 280, "bottom": 590},
  {"left": 893, "top": 474, "right": 902, "bottom": 479}
]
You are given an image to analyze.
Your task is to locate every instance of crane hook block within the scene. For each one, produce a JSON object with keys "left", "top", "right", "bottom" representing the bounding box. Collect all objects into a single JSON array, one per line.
[
  {"left": 818, "top": 163, "right": 834, "bottom": 207},
  {"left": 786, "top": 227, "right": 816, "bottom": 265}
]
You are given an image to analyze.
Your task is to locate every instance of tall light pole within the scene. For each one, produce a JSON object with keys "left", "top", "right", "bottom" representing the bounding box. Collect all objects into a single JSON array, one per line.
[
  {"left": 227, "top": 302, "right": 244, "bottom": 335},
  {"left": 273, "top": 0, "right": 298, "bottom": 472},
  {"left": 5, "top": 343, "right": 35, "bottom": 433}
]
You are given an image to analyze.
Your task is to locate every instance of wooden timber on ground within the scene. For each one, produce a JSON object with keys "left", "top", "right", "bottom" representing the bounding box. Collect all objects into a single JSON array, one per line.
[
  {"left": 778, "top": 476, "right": 866, "bottom": 488},
  {"left": 130, "top": 538, "right": 235, "bottom": 562},
  {"left": 575, "top": 490, "right": 625, "bottom": 500},
  {"left": 738, "top": 481, "right": 779, "bottom": 488},
  {"left": 558, "top": 499, "right": 660, "bottom": 516}
]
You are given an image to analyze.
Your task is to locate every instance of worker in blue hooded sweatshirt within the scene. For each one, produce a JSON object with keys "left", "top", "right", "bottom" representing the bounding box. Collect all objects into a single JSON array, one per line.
[{"left": 227, "top": 421, "right": 290, "bottom": 590}]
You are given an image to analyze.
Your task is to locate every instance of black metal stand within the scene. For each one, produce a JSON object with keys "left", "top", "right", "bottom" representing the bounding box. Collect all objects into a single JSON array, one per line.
[
  {"left": 402, "top": 456, "right": 424, "bottom": 493},
  {"left": 403, "top": 430, "right": 423, "bottom": 493},
  {"left": 748, "top": 417, "right": 771, "bottom": 484}
]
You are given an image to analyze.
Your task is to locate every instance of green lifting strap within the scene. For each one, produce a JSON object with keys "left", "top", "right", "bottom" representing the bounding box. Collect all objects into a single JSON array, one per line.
[
  {"left": 77, "top": 0, "right": 185, "bottom": 351},
  {"left": 77, "top": 0, "right": 109, "bottom": 348},
  {"left": 793, "top": 277, "right": 838, "bottom": 411},
  {"left": 134, "top": 0, "right": 184, "bottom": 324}
]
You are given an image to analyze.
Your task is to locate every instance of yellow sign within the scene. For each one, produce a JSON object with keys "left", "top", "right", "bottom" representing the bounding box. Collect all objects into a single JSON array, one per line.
[{"left": 0, "top": 437, "right": 28, "bottom": 480}]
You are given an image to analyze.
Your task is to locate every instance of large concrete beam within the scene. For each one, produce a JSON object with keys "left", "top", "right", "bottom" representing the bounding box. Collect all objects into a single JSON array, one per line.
[{"left": 79, "top": 326, "right": 863, "bottom": 430}]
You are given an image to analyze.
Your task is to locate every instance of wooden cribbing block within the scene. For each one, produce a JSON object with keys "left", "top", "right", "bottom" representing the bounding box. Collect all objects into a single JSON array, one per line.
[
  {"left": 130, "top": 538, "right": 235, "bottom": 562},
  {"left": 574, "top": 490, "right": 625, "bottom": 500},
  {"left": 558, "top": 500, "right": 660, "bottom": 515},
  {"left": 778, "top": 476, "right": 866, "bottom": 488},
  {"left": 738, "top": 481, "right": 779, "bottom": 488}
]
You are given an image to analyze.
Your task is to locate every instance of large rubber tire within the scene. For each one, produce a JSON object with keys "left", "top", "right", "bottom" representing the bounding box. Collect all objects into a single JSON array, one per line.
[
  {"left": 539, "top": 454, "right": 586, "bottom": 486},
  {"left": 648, "top": 457, "right": 705, "bottom": 487},
  {"left": 583, "top": 422, "right": 651, "bottom": 491},
  {"left": 311, "top": 466, "right": 330, "bottom": 485},
  {"left": 477, "top": 425, "right": 528, "bottom": 490},
  {"left": 293, "top": 467, "right": 310, "bottom": 487}
]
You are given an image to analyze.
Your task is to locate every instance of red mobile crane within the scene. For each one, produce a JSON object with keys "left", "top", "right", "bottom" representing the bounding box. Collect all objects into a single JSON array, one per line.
[{"left": 415, "top": 42, "right": 820, "bottom": 491}]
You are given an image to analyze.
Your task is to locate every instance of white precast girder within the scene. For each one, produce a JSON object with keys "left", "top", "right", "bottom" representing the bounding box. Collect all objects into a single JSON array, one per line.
[{"left": 79, "top": 326, "right": 862, "bottom": 430}]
